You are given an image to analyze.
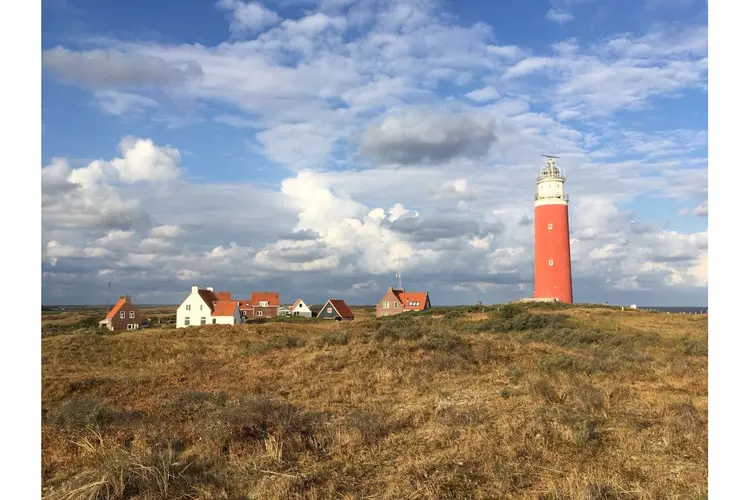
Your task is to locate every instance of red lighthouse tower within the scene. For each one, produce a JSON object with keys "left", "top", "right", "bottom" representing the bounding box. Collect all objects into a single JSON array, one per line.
[{"left": 533, "top": 155, "right": 573, "bottom": 303}]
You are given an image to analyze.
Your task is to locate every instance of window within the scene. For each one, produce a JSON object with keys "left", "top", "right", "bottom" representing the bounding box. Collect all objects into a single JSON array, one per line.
[
  {"left": 213, "top": 319, "right": 217, "bottom": 324},
  {"left": 186, "top": 304, "right": 191, "bottom": 311},
  {"left": 549, "top": 259, "right": 554, "bottom": 266},
  {"left": 548, "top": 223, "right": 553, "bottom": 230},
  {"left": 201, "top": 317, "right": 206, "bottom": 325},
  {"left": 394, "top": 301, "right": 398, "bottom": 308},
  {"left": 200, "top": 304, "right": 203, "bottom": 310},
  {"left": 256, "top": 311, "right": 263, "bottom": 316},
  {"left": 120, "top": 311, "right": 125, "bottom": 319},
  {"left": 127, "top": 324, "right": 132, "bottom": 330},
  {"left": 260, "top": 301, "right": 268, "bottom": 307},
  {"left": 383, "top": 301, "right": 389, "bottom": 308},
  {"left": 383, "top": 312, "right": 389, "bottom": 317},
  {"left": 416, "top": 301, "right": 420, "bottom": 306},
  {"left": 327, "top": 307, "right": 332, "bottom": 313},
  {"left": 185, "top": 317, "right": 190, "bottom": 326},
  {"left": 129, "top": 311, "right": 135, "bottom": 319}
]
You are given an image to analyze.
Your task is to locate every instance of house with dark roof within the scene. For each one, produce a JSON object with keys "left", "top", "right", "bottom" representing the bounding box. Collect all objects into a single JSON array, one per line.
[
  {"left": 376, "top": 286, "right": 431, "bottom": 318},
  {"left": 317, "top": 299, "right": 355, "bottom": 321},
  {"left": 99, "top": 295, "right": 141, "bottom": 332},
  {"left": 176, "top": 285, "right": 242, "bottom": 328}
]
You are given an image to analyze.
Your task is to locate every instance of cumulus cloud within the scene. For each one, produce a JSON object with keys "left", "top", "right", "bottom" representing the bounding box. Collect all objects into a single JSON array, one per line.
[
  {"left": 112, "top": 137, "right": 181, "bottom": 183},
  {"left": 361, "top": 109, "right": 497, "bottom": 165}
]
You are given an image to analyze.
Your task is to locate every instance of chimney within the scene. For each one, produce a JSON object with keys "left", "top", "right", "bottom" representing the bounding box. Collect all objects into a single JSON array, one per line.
[
  {"left": 387, "top": 286, "right": 393, "bottom": 292},
  {"left": 119, "top": 295, "right": 131, "bottom": 302},
  {"left": 207, "top": 286, "right": 214, "bottom": 292},
  {"left": 192, "top": 285, "right": 199, "bottom": 294}
]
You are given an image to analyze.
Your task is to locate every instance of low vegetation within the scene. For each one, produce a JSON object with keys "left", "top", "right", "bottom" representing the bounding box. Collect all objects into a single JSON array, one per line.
[{"left": 42, "top": 304, "right": 707, "bottom": 499}]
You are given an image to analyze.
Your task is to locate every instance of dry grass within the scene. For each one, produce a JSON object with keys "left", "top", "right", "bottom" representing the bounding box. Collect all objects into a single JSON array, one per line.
[{"left": 42, "top": 305, "right": 707, "bottom": 499}]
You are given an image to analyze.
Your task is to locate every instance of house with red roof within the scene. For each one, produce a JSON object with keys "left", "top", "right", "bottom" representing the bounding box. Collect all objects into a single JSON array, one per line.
[
  {"left": 376, "top": 286, "right": 431, "bottom": 318},
  {"left": 242, "top": 291, "right": 280, "bottom": 319},
  {"left": 176, "top": 285, "right": 242, "bottom": 328},
  {"left": 317, "top": 299, "right": 355, "bottom": 321},
  {"left": 99, "top": 295, "right": 141, "bottom": 332}
]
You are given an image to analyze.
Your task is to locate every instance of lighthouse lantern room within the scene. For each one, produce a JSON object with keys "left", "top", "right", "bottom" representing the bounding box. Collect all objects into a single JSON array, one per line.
[{"left": 533, "top": 155, "right": 573, "bottom": 303}]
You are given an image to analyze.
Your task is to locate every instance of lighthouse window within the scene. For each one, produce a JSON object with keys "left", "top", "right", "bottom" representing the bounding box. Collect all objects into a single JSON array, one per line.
[
  {"left": 548, "top": 223, "right": 553, "bottom": 230},
  {"left": 548, "top": 259, "right": 554, "bottom": 266}
]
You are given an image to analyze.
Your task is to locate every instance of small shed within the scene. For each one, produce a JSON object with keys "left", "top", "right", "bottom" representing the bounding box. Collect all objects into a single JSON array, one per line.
[{"left": 317, "top": 299, "right": 354, "bottom": 321}]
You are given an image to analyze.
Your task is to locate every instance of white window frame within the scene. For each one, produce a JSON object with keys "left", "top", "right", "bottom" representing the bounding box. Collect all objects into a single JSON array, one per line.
[
  {"left": 201, "top": 317, "right": 206, "bottom": 325},
  {"left": 184, "top": 317, "right": 190, "bottom": 326},
  {"left": 327, "top": 307, "right": 332, "bottom": 313},
  {"left": 382, "top": 301, "right": 388, "bottom": 308},
  {"left": 259, "top": 301, "right": 269, "bottom": 307},
  {"left": 548, "top": 223, "right": 553, "bottom": 230},
  {"left": 394, "top": 301, "right": 398, "bottom": 308},
  {"left": 127, "top": 324, "right": 132, "bottom": 330},
  {"left": 256, "top": 311, "right": 263, "bottom": 316},
  {"left": 129, "top": 311, "right": 135, "bottom": 319},
  {"left": 119, "top": 311, "right": 125, "bottom": 319},
  {"left": 549, "top": 259, "right": 554, "bottom": 266}
]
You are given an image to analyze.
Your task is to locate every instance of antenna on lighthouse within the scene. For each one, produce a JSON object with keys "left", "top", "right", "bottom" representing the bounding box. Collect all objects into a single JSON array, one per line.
[{"left": 541, "top": 154, "right": 560, "bottom": 159}]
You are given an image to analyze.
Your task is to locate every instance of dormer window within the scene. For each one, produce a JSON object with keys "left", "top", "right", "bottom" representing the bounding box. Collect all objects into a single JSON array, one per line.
[{"left": 259, "top": 301, "right": 269, "bottom": 307}]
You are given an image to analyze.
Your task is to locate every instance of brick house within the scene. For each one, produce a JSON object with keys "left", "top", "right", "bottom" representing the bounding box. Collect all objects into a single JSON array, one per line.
[
  {"left": 99, "top": 295, "right": 142, "bottom": 332},
  {"left": 376, "top": 287, "right": 431, "bottom": 318},
  {"left": 238, "top": 291, "right": 280, "bottom": 319}
]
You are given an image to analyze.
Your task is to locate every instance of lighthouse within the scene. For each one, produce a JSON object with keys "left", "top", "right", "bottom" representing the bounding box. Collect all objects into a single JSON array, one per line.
[{"left": 533, "top": 155, "right": 573, "bottom": 303}]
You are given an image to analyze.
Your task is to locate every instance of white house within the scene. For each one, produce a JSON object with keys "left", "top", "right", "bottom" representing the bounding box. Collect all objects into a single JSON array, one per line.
[
  {"left": 176, "top": 285, "right": 242, "bottom": 328},
  {"left": 290, "top": 298, "right": 313, "bottom": 318}
]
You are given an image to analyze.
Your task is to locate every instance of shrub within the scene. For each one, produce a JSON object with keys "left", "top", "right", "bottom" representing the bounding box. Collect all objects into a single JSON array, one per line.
[
  {"left": 316, "top": 331, "right": 350, "bottom": 347},
  {"left": 681, "top": 336, "right": 708, "bottom": 356},
  {"left": 420, "top": 331, "right": 466, "bottom": 352},
  {"left": 45, "top": 397, "right": 112, "bottom": 429},
  {"left": 248, "top": 335, "right": 307, "bottom": 354},
  {"left": 539, "top": 354, "right": 596, "bottom": 374}
]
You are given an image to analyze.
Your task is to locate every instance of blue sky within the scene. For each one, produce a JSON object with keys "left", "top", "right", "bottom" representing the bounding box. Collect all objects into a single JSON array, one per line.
[{"left": 41, "top": 0, "right": 708, "bottom": 306}]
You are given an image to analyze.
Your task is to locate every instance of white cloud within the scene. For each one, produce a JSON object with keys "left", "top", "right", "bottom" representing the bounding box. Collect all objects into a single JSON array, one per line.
[
  {"left": 545, "top": 9, "right": 574, "bottom": 23},
  {"left": 112, "top": 137, "right": 181, "bottom": 183},
  {"left": 217, "top": 0, "right": 281, "bottom": 35},
  {"left": 94, "top": 90, "right": 160, "bottom": 116},
  {"left": 149, "top": 225, "right": 186, "bottom": 238},
  {"left": 465, "top": 86, "right": 501, "bottom": 103}
]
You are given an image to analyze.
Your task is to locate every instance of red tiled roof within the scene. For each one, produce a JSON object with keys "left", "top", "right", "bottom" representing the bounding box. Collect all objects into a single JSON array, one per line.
[
  {"left": 237, "top": 300, "right": 252, "bottom": 310},
  {"left": 214, "top": 291, "right": 232, "bottom": 301},
  {"left": 250, "top": 292, "right": 280, "bottom": 307},
  {"left": 198, "top": 289, "right": 218, "bottom": 312},
  {"left": 106, "top": 298, "right": 127, "bottom": 319},
  {"left": 328, "top": 299, "right": 354, "bottom": 319},
  {"left": 395, "top": 291, "right": 429, "bottom": 310},
  {"left": 212, "top": 300, "right": 238, "bottom": 317}
]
